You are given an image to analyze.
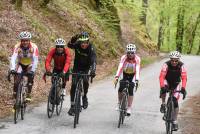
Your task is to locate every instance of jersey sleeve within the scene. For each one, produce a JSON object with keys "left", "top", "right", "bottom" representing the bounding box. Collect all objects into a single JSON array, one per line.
[
  {"left": 115, "top": 55, "right": 126, "bottom": 78},
  {"left": 159, "top": 63, "right": 168, "bottom": 88},
  {"left": 181, "top": 64, "right": 187, "bottom": 89},
  {"left": 63, "top": 48, "right": 71, "bottom": 73},
  {"left": 31, "top": 44, "right": 39, "bottom": 72},
  {"left": 45, "top": 48, "right": 55, "bottom": 72},
  {"left": 10, "top": 45, "right": 19, "bottom": 70},
  {"left": 135, "top": 56, "right": 141, "bottom": 80}
]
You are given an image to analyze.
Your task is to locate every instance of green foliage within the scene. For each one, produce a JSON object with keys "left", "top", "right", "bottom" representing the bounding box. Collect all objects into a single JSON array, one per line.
[{"left": 133, "top": 0, "right": 200, "bottom": 54}]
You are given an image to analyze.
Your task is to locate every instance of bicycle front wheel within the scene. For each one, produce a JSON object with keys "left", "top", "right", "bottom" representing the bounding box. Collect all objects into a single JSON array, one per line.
[
  {"left": 166, "top": 100, "right": 174, "bottom": 134},
  {"left": 14, "top": 91, "right": 21, "bottom": 123},
  {"left": 47, "top": 88, "right": 55, "bottom": 118},
  {"left": 56, "top": 89, "right": 64, "bottom": 116},
  {"left": 118, "top": 94, "right": 127, "bottom": 128},
  {"left": 21, "top": 91, "right": 26, "bottom": 120},
  {"left": 74, "top": 89, "right": 81, "bottom": 128}
]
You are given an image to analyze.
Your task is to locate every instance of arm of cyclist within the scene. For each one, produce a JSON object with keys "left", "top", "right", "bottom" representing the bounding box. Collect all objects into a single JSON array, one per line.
[
  {"left": 89, "top": 45, "right": 97, "bottom": 78},
  {"left": 180, "top": 64, "right": 187, "bottom": 99},
  {"left": 63, "top": 48, "right": 71, "bottom": 74},
  {"left": 134, "top": 55, "right": 141, "bottom": 91},
  {"left": 67, "top": 34, "right": 80, "bottom": 49},
  {"left": 30, "top": 43, "right": 39, "bottom": 75},
  {"left": 159, "top": 63, "right": 168, "bottom": 97},
  {"left": 45, "top": 48, "right": 54, "bottom": 73},
  {"left": 114, "top": 55, "right": 126, "bottom": 86},
  {"left": 10, "top": 44, "right": 19, "bottom": 71},
  {"left": 159, "top": 63, "right": 168, "bottom": 88}
]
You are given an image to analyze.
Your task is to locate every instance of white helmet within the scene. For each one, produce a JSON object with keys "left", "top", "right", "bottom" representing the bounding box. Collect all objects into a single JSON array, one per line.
[
  {"left": 169, "top": 51, "right": 181, "bottom": 59},
  {"left": 126, "top": 43, "right": 136, "bottom": 53},
  {"left": 55, "top": 38, "right": 65, "bottom": 46},
  {"left": 19, "top": 31, "right": 32, "bottom": 40}
]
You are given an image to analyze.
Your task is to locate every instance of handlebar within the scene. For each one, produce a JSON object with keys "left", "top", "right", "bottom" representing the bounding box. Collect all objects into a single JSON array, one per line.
[
  {"left": 44, "top": 72, "right": 93, "bottom": 83},
  {"left": 69, "top": 72, "right": 93, "bottom": 83},
  {"left": 7, "top": 71, "right": 31, "bottom": 82}
]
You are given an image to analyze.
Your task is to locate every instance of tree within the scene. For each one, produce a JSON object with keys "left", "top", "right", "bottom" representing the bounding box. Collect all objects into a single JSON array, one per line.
[
  {"left": 187, "top": 13, "right": 200, "bottom": 54},
  {"left": 140, "top": 0, "right": 148, "bottom": 25},
  {"left": 176, "top": 1, "right": 185, "bottom": 52},
  {"left": 157, "top": 0, "right": 165, "bottom": 50},
  {"left": 94, "top": 0, "right": 101, "bottom": 9}
]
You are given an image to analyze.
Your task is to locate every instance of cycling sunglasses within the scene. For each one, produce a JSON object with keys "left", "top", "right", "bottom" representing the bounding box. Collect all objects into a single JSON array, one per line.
[
  {"left": 56, "top": 46, "right": 64, "bottom": 48},
  {"left": 127, "top": 52, "right": 135, "bottom": 55},
  {"left": 170, "top": 59, "right": 179, "bottom": 63}
]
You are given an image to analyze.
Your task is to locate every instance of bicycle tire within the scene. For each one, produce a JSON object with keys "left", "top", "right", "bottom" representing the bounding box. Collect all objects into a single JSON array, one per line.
[
  {"left": 166, "top": 99, "right": 174, "bottom": 134},
  {"left": 14, "top": 83, "right": 22, "bottom": 124},
  {"left": 56, "top": 87, "right": 64, "bottom": 116},
  {"left": 20, "top": 90, "right": 25, "bottom": 120},
  {"left": 118, "top": 93, "right": 127, "bottom": 128},
  {"left": 47, "top": 87, "right": 55, "bottom": 118},
  {"left": 74, "top": 82, "right": 81, "bottom": 128}
]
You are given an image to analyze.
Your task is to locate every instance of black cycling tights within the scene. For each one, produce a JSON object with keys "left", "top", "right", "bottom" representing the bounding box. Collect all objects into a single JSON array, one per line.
[{"left": 70, "top": 75, "right": 89, "bottom": 103}]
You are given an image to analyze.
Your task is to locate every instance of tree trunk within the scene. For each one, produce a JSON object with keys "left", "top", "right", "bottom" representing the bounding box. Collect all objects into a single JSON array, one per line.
[
  {"left": 187, "top": 13, "right": 200, "bottom": 54},
  {"left": 40, "top": 0, "right": 51, "bottom": 8},
  {"left": 157, "top": 0, "right": 165, "bottom": 50},
  {"left": 15, "top": 0, "right": 23, "bottom": 10},
  {"left": 11, "top": 0, "right": 16, "bottom": 4},
  {"left": 176, "top": 1, "right": 185, "bottom": 52},
  {"left": 140, "top": 0, "right": 148, "bottom": 25},
  {"left": 166, "top": 15, "right": 170, "bottom": 51},
  {"left": 94, "top": 0, "right": 100, "bottom": 9}
]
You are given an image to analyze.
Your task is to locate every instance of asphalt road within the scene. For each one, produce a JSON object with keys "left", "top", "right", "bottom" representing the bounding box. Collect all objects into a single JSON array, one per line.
[{"left": 0, "top": 55, "right": 200, "bottom": 134}]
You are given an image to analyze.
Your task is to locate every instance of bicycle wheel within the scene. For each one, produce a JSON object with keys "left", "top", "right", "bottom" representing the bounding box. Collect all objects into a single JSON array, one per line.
[
  {"left": 56, "top": 87, "right": 64, "bottom": 116},
  {"left": 74, "top": 86, "right": 81, "bottom": 128},
  {"left": 166, "top": 101, "right": 173, "bottom": 134},
  {"left": 21, "top": 90, "right": 25, "bottom": 120},
  {"left": 47, "top": 87, "right": 55, "bottom": 118},
  {"left": 14, "top": 84, "right": 22, "bottom": 124},
  {"left": 118, "top": 94, "right": 127, "bottom": 128}
]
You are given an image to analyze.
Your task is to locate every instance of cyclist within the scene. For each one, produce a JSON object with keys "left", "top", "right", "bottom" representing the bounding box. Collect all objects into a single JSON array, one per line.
[
  {"left": 114, "top": 43, "right": 140, "bottom": 116},
  {"left": 45, "top": 38, "right": 71, "bottom": 96},
  {"left": 159, "top": 51, "right": 187, "bottom": 131},
  {"left": 67, "top": 31, "right": 96, "bottom": 116},
  {"left": 10, "top": 31, "right": 39, "bottom": 102}
]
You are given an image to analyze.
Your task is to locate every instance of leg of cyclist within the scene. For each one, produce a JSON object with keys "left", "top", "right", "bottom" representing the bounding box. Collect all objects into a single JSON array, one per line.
[
  {"left": 61, "top": 71, "right": 69, "bottom": 96},
  {"left": 117, "top": 80, "right": 125, "bottom": 110},
  {"left": 172, "top": 84, "right": 181, "bottom": 131},
  {"left": 127, "top": 81, "right": 134, "bottom": 116},
  {"left": 26, "top": 65, "right": 34, "bottom": 102},
  {"left": 68, "top": 73, "right": 77, "bottom": 116},
  {"left": 82, "top": 70, "right": 89, "bottom": 109},
  {"left": 160, "top": 81, "right": 168, "bottom": 113}
]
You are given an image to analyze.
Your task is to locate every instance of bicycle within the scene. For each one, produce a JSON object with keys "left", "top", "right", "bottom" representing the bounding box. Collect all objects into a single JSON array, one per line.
[
  {"left": 70, "top": 72, "right": 93, "bottom": 128},
  {"left": 8, "top": 71, "right": 30, "bottom": 124},
  {"left": 116, "top": 80, "right": 137, "bottom": 128},
  {"left": 45, "top": 72, "right": 64, "bottom": 118},
  {"left": 164, "top": 87, "right": 182, "bottom": 134}
]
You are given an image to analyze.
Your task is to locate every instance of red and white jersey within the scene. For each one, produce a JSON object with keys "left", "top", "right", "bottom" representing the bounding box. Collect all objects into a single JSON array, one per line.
[
  {"left": 115, "top": 54, "right": 141, "bottom": 81},
  {"left": 10, "top": 42, "right": 39, "bottom": 72}
]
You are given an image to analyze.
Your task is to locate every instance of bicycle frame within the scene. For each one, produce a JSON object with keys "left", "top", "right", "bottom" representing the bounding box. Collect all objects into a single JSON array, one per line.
[
  {"left": 46, "top": 73, "right": 64, "bottom": 118},
  {"left": 70, "top": 72, "right": 92, "bottom": 128},
  {"left": 8, "top": 71, "right": 29, "bottom": 124},
  {"left": 165, "top": 88, "right": 181, "bottom": 134},
  {"left": 118, "top": 80, "right": 134, "bottom": 128}
]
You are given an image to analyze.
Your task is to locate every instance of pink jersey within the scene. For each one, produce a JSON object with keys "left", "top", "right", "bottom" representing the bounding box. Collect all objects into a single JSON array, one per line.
[{"left": 115, "top": 54, "right": 141, "bottom": 81}]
